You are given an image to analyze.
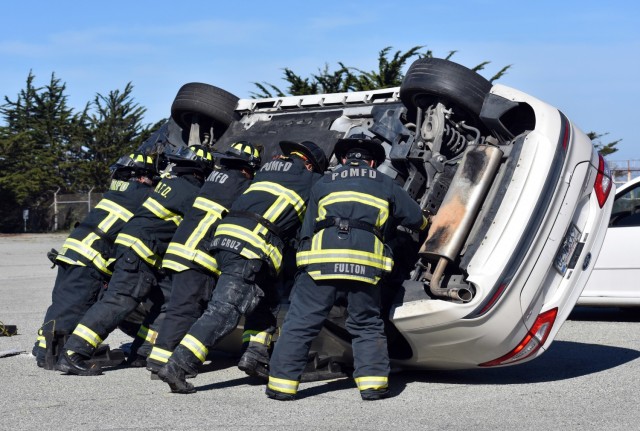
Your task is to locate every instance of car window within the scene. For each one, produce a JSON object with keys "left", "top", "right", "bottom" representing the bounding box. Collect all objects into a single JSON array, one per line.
[{"left": 610, "top": 181, "right": 640, "bottom": 227}]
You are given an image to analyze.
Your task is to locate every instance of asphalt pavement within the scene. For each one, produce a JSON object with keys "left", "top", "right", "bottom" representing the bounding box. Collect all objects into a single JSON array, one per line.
[{"left": 1, "top": 233, "right": 639, "bottom": 431}]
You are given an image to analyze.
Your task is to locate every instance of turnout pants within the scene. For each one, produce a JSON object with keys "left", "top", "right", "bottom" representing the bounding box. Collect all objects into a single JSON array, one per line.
[
  {"left": 268, "top": 272, "right": 390, "bottom": 397},
  {"left": 169, "top": 251, "right": 277, "bottom": 374},
  {"left": 147, "top": 268, "right": 216, "bottom": 368},
  {"left": 34, "top": 263, "right": 104, "bottom": 360},
  {"left": 64, "top": 249, "right": 167, "bottom": 358}
]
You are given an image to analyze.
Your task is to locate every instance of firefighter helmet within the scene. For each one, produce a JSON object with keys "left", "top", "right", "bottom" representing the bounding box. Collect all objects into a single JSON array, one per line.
[
  {"left": 110, "top": 151, "right": 156, "bottom": 180},
  {"left": 166, "top": 145, "right": 214, "bottom": 176},
  {"left": 334, "top": 133, "right": 386, "bottom": 166},
  {"left": 279, "top": 140, "right": 328, "bottom": 173},
  {"left": 215, "top": 141, "right": 262, "bottom": 169}
]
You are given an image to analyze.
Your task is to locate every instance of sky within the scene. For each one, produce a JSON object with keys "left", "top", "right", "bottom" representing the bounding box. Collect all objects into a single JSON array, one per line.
[{"left": 1, "top": 0, "right": 639, "bottom": 165}]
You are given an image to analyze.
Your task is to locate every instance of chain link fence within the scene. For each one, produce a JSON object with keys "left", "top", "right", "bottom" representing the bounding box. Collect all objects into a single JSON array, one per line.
[{"left": 609, "top": 159, "right": 640, "bottom": 186}]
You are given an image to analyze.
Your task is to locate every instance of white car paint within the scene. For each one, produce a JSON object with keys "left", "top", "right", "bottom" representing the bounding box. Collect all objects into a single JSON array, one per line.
[{"left": 579, "top": 176, "right": 640, "bottom": 307}]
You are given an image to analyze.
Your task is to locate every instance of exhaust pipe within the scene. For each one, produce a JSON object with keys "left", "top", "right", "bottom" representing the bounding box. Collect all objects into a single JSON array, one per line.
[
  {"left": 428, "top": 258, "right": 474, "bottom": 302},
  {"left": 420, "top": 145, "right": 503, "bottom": 301}
]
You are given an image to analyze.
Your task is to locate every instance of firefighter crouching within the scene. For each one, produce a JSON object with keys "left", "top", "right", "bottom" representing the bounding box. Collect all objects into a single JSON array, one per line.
[
  {"left": 266, "top": 134, "right": 429, "bottom": 401},
  {"left": 33, "top": 152, "right": 157, "bottom": 369},
  {"left": 146, "top": 142, "right": 260, "bottom": 375},
  {"left": 56, "top": 145, "right": 214, "bottom": 375},
  {"left": 157, "top": 140, "right": 328, "bottom": 394}
]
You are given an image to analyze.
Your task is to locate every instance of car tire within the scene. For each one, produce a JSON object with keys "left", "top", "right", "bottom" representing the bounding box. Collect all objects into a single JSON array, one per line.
[
  {"left": 171, "top": 82, "right": 240, "bottom": 135},
  {"left": 399, "top": 58, "right": 492, "bottom": 127}
]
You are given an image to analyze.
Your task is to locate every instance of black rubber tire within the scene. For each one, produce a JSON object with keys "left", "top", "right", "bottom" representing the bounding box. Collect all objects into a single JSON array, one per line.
[
  {"left": 171, "top": 82, "right": 240, "bottom": 133},
  {"left": 400, "top": 58, "right": 492, "bottom": 126}
]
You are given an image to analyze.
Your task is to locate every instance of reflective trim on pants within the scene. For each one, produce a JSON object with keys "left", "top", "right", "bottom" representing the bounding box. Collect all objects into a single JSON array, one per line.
[
  {"left": 354, "top": 376, "right": 389, "bottom": 391},
  {"left": 242, "top": 330, "right": 272, "bottom": 346},
  {"left": 268, "top": 376, "right": 299, "bottom": 395},
  {"left": 136, "top": 325, "right": 158, "bottom": 344},
  {"left": 72, "top": 324, "right": 103, "bottom": 348},
  {"left": 149, "top": 346, "right": 172, "bottom": 364},
  {"left": 180, "top": 334, "right": 208, "bottom": 363}
]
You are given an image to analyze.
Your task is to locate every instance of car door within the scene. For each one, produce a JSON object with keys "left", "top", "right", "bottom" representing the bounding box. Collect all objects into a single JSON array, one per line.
[{"left": 581, "top": 178, "right": 640, "bottom": 304}]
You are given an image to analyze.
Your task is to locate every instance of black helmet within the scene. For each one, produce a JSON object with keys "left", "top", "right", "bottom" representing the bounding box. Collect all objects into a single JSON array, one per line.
[
  {"left": 215, "top": 141, "right": 261, "bottom": 169},
  {"left": 279, "top": 140, "right": 328, "bottom": 173},
  {"left": 110, "top": 151, "right": 156, "bottom": 180},
  {"left": 334, "top": 133, "right": 386, "bottom": 166},
  {"left": 166, "top": 145, "right": 214, "bottom": 176}
]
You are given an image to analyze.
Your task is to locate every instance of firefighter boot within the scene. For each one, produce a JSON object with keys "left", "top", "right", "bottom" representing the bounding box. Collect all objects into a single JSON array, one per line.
[
  {"left": 157, "top": 361, "right": 195, "bottom": 394},
  {"left": 56, "top": 350, "right": 103, "bottom": 376},
  {"left": 360, "top": 388, "right": 390, "bottom": 401},
  {"left": 265, "top": 387, "right": 295, "bottom": 401},
  {"left": 237, "top": 340, "right": 270, "bottom": 380}
]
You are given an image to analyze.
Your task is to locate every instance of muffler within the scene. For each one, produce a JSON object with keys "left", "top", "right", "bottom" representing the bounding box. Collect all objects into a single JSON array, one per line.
[{"left": 420, "top": 145, "right": 503, "bottom": 301}]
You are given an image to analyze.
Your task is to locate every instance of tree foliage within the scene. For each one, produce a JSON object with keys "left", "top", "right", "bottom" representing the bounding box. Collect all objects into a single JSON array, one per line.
[
  {"left": 0, "top": 73, "right": 156, "bottom": 232},
  {"left": 588, "top": 131, "right": 620, "bottom": 156},
  {"left": 251, "top": 46, "right": 512, "bottom": 98}
]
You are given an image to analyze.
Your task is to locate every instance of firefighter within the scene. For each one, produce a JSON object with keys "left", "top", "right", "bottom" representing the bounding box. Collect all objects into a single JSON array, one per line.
[
  {"left": 55, "top": 145, "right": 214, "bottom": 376},
  {"left": 266, "top": 134, "right": 429, "bottom": 401},
  {"left": 33, "top": 152, "right": 157, "bottom": 369},
  {"left": 157, "top": 140, "right": 328, "bottom": 394},
  {"left": 145, "top": 142, "right": 260, "bottom": 374}
]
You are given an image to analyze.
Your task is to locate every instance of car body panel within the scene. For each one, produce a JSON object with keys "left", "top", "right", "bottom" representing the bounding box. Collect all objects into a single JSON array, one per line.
[{"left": 579, "top": 176, "right": 640, "bottom": 307}]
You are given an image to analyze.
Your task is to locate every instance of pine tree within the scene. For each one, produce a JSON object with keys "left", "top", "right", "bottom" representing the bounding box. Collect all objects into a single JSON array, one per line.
[
  {"left": 82, "top": 82, "right": 150, "bottom": 191},
  {"left": 0, "top": 72, "right": 88, "bottom": 231}
]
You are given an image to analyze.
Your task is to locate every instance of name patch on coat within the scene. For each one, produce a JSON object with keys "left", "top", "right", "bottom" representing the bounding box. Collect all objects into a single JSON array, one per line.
[
  {"left": 331, "top": 168, "right": 377, "bottom": 181},
  {"left": 260, "top": 160, "right": 293, "bottom": 172},
  {"left": 333, "top": 263, "right": 366, "bottom": 275}
]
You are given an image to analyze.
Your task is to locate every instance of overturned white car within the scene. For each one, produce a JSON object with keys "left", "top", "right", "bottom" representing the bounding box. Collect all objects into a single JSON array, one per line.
[{"left": 142, "top": 57, "right": 614, "bottom": 372}]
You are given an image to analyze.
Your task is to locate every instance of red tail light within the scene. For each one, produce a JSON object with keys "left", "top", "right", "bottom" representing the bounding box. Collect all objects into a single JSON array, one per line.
[
  {"left": 594, "top": 153, "right": 612, "bottom": 208},
  {"left": 479, "top": 308, "right": 558, "bottom": 367}
]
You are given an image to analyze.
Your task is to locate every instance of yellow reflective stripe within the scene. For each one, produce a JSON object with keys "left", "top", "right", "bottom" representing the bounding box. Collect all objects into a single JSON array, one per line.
[
  {"left": 193, "top": 197, "right": 226, "bottom": 217},
  {"left": 161, "top": 259, "right": 191, "bottom": 273},
  {"left": 420, "top": 215, "right": 429, "bottom": 231},
  {"left": 317, "top": 191, "right": 389, "bottom": 227},
  {"left": 55, "top": 253, "right": 81, "bottom": 265},
  {"left": 62, "top": 232, "right": 100, "bottom": 256},
  {"left": 115, "top": 233, "right": 160, "bottom": 266},
  {"left": 61, "top": 239, "right": 111, "bottom": 273},
  {"left": 163, "top": 244, "right": 219, "bottom": 273},
  {"left": 244, "top": 182, "right": 306, "bottom": 219},
  {"left": 193, "top": 250, "right": 219, "bottom": 274},
  {"left": 95, "top": 199, "right": 134, "bottom": 222},
  {"left": 37, "top": 335, "right": 46, "bottom": 348},
  {"left": 242, "top": 330, "right": 272, "bottom": 346},
  {"left": 267, "top": 376, "right": 299, "bottom": 395},
  {"left": 62, "top": 238, "right": 99, "bottom": 260},
  {"left": 165, "top": 243, "right": 197, "bottom": 261},
  {"left": 143, "top": 197, "right": 183, "bottom": 226},
  {"left": 354, "top": 376, "right": 389, "bottom": 391},
  {"left": 136, "top": 326, "right": 158, "bottom": 344},
  {"left": 93, "top": 200, "right": 135, "bottom": 241},
  {"left": 296, "top": 249, "right": 392, "bottom": 271},
  {"left": 184, "top": 210, "right": 220, "bottom": 249},
  {"left": 149, "top": 346, "right": 172, "bottom": 363},
  {"left": 307, "top": 270, "right": 381, "bottom": 284},
  {"left": 73, "top": 324, "right": 102, "bottom": 348},
  {"left": 180, "top": 334, "right": 208, "bottom": 363},
  {"left": 216, "top": 224, "right": 282, "bottom": 270}
]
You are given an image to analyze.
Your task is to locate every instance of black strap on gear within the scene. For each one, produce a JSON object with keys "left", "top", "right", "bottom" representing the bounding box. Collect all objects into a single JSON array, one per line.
[
  {"left": 227, "top": 210, "right": 284, "bottom": 239},
  {"left": 314, "top": 217, "right": 382, "bottom": 240}
]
